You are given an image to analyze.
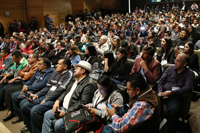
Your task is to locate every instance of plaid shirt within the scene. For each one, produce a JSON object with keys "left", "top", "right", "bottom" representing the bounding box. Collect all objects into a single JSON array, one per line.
[{"left": 110, "top": 101, "right": 155, "bottom": 133}]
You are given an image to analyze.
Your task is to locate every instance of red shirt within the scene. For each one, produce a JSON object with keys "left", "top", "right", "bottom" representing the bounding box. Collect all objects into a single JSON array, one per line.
[
  {"left": 22, "top": 45, "right": 32, "bottom": 53},
  {"left": 0, "top": 54, "right": 10, "bottom": 70}
]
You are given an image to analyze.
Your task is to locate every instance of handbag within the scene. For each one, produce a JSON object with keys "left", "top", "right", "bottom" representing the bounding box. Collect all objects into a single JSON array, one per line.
[{"left": 63, "top": 109, "right": 101, "bottom": 133}]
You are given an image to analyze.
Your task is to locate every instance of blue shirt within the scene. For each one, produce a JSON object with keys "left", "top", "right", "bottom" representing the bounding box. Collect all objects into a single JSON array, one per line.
[{"left": 46, "top": 18, "right": 54, "bottom": 26}]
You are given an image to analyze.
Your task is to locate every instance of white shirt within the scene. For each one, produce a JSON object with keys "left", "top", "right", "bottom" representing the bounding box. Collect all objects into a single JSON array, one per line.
[
  {"left": 63, "top": 80, "right": 78, "bottom": 109},
  {"left": 96, "top": 43, "right": 109, "bottom": 55}
]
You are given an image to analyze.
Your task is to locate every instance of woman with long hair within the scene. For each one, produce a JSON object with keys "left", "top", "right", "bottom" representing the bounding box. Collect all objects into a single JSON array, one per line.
[
  {"left": 188, "top": 25, "right": 199, "bottom": 44},
  {"left": 111, "top": 48, "right": 132, "bottom": 85},
  {"left": 157, "top": 37, "right": 175, "bottom": 65},
  {"left": 110, "top": 37, "right": 121, "bottom": 58},
  {"left": 129, "top": 30, "right": 142, "bottom": 46},
  {"left": 84, "top": 45, "right": 97, "bottom": 66},
  {"left": 42, "top": 43, "right": 55, "bottom": 61}
]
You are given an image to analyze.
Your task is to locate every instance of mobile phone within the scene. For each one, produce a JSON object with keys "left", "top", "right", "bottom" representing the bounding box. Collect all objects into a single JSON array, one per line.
[
  {"left": 25, "top": 92, "right": 32, "bottom": 99},
  {"left": 106, "top": 102, "right": 113, "bottom": 109},
  {"left": 55, "top": 109, "right": 60, "bottom": 115}
]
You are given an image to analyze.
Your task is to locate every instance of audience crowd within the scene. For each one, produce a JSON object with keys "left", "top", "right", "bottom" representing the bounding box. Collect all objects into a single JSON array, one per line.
[{"left": 0, "top": 1, "right": 199, "bottom": 133}]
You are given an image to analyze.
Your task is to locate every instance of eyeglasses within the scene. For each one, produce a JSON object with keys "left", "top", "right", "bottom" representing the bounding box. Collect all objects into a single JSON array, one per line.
[{"left": 174, "top": 59, "right": 184, "bottom": 63}]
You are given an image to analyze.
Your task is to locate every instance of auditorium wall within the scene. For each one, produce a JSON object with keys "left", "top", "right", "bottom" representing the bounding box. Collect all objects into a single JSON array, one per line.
[{"left": 1, "top": 0, "right": 120, "bottom": 36}]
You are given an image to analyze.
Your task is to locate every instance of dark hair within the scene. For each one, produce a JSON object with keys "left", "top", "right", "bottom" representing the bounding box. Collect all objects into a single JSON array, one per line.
[
  {"left": 185, "top": 41, "right": 194, "bottom": 56},
  {"left": 127, "top": 72, "right": 148, "bottom": 92},
  {"left": 47, "top": 43, "right": 54, "bottom": 50},
  {"left": 2, "top": 48, "right": 10, "bottom": 55},
  {"left": 108, "top": 28, "right": 115, "bottom": 33},
  {"left": 74, "top": 35, "right": 81, "bottom": 43},
  {"left": 143, "top": 46, "right": 155, "bottom": 57},
  {"left": 30, "top": 53, "right": 38, "bottom": 60},
  {"left": 117, "top": 47, "right": 128, "bottom": 59},
  {"left": 61, "top": 57, "right": 71, "bottom": 69},
  {"left": 121, "top": 40, "right": 129, "bottom": 48},
  {"left": 42, "top": 58, "right": 51, "bottom": 68},
  {"left": 131, "top": 30, "right": 138, "bottom": 40},
  {"left": 38, "top": 46, "right": 45, "bottom": 50},
  {"left": 66, "top": 36, "right": 72, "bottom": 43},
  {"left": 164, "top": 31, "right": 171, "bottom": 36},
  {"left": 97, "top": 75, "right": 118, "bottom": 102},
  {"left": 12, "top": 51, "right": 22, "bottom": 58},
  {"left": 59, "top": 40, "right": 65, "bottom": 47},
  {"left": 86, "top": 45, "right": 97, "bottom": 56},
  {"left": 163, "top": 37, "right": 172, "bottom": 52},
  {"left": 57, "top": 34, "right": 63, "bottom": 40},
  {"left": 104, "top": 50, "right": 115, "bottom": 67},
  {"left": 181, "top": 28, "right": 189, "bottom": 35},
  {"left": 148, "top": 42, "right": 156, "bottom": 53}
]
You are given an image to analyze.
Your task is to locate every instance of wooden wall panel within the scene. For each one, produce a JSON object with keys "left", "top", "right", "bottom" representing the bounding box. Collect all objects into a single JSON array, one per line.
[
  {"left": 43, "top": 0, "right": 72, "bottom": 26},
  {"left": 0, "top": 0, "right": 27, "bottom": 36},
  {"left": 71, "top": 0, "right": 84, "bottom": 17}
]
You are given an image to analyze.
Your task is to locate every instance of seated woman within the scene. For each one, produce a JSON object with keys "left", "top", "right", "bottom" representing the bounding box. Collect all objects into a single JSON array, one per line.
[
  {"left": 81, "top": 36, "right": 91, "bottom": 53},
  {"left": 111, "top": 48, "right": 132, "bottom": 85},
  {"left": 83, "top": 75, "right": 123, "bottom": 131},
  {"left": 175, "top": 41, "right": 199, "bottom": 72},
  {"left": 129, "top": 30, "right": 142, "bottom": 46},
  {"left": 141, "top": 31, "right": 160, "bottom": 50},
  {"left": 42, "top": 43, "right": 55, "bottom": 61},
  {"left": 66, "top": 45, "right": 81, "bottom": 71},
  {"left": 27, "top": 39, "right": 39, "bottom": 55},
  {"left": 157, "top": 37, "right": 175, "bottom": 65},
  {"left": 84, "top": 45, "right": 97, "bottom": 66},
  {"left": 110, "top": 37, "right": 121, "bottom": 58}
]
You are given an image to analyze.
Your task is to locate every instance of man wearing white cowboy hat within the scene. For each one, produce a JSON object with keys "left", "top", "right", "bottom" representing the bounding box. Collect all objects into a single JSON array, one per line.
[{"left": 42, "top": 61, "right": 97, "bottom": 133}]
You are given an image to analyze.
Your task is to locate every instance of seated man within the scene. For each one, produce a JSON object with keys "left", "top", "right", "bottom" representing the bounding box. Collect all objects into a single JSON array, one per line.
[
  {"left": 93, "top": 35, "right": 109, "bottom": 55},
  {"left": 158, "top": 53, "right": 194, "bottom": 133},
  {"left": 51, "top": 40, "right": 67, "bottom": 66},
  {"left": 0, "top": 48, "right": 12, "bottom": 74},
  {"left": 0, "top": 51, "right": 28, "bottom": 110},
  {"left": 130, "top": 46, "right": 160, "bottom": 85},
  {"left": 121, "top": 40, "right": 138, "bottom": 59},
  {"left": 11, "top": 58, "right": 54, "bottom": 124},
  {"left": 3, "top": 53, "right": 39, "bottom": 121},
  {"left": 103, "top": 72, "right": 160, "bottom": 133},
  {"left": 19, "top": 57, "right": 73, "bottom": 133},
  {"left": 42, "top": 61, "right": 97, "bottom": 133}
]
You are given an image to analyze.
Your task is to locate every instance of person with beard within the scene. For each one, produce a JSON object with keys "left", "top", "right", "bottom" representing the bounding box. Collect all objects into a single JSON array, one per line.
[{"left": 130, "top": 46, "right": 160, "bottom": 85}]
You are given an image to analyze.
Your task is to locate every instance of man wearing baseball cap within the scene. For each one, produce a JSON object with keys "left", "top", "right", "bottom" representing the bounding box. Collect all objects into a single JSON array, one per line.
[{"left": 42, "top": 61, "right": 97, "bottom": 133}]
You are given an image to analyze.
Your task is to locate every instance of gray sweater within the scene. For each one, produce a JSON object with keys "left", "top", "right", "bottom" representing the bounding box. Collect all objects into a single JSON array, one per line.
[{"left": 88, "top": 90, "right": 123, "bottom": 121}]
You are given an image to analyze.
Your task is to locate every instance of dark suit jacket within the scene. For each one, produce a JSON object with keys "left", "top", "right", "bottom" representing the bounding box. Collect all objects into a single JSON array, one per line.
[{"left": 130, "top": 57, "right": 160, "bottom": 84}]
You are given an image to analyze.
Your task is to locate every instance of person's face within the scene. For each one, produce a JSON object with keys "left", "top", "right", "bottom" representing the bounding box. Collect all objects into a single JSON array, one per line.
[
  {"left": 99, "top": 37, "right": 105, "bottom": 45},
  {"left": 132, "top": 34, "right": 136, "bottom": 39},
  {"left": 27, "top": 54, "right": 36, "bottom": 65},
  {"left": 175, "top": 27, "right": 179, "bottom": 33},
  {"left": 98, "top": 31, "right": 102, "bottom": 37},
  {"left": 161, "top": 38, "right": 167, "bottom": 48},
  {"left": 126, "top": 82, "right": 140, "bottom": 99},
  {"left": 164, "top": 33, "right": 170, "bottom": 37},
  {"left": 184, "top": 43, "right": 190, "bottom": 54},
  {"left": 113, "top": 39, "right": 117, "bottom": 46},
  {"left": 46, "top": 45, "right": 50, "bottom": 51},
  {"left": 116, "top": 51, "right": 124, "bottom": 60},
  {"left": 85, "top": 47, "right": 89, "bottom": 55},
  {"left": 188, "top": 26, "right": 192, "bottom": 33},
  {"left": 86, "top": 31, "right": 90, "bottom": 36},
  {"left": 180, "top": 30, "right": 187, "bottom": 39},
  {"left": 194, "top": 20, "right": 198, "bottom": 24},
  {"left": 97, "top": 83, "right": 108, "bottom": 95},
  {"left": 1, "top": 50, "right": 8, "bottom": 57},
  {"left": 57, "top": 42, "right": 63, "bottom": 50},
  {"left": 134, "top": 26, "right": 139, "bottom": 31},
  {"left": 12, "top": 55, "right": 20, "bottom": 64},
  {"left": 6, "top": 39, "right": 10, "bottom": 44},
  {"left": 174, "top": 54, "right": 185, "bottom": 69},
  {"left": 0, "top": 37, "right": 2, "bottom": 42},
  {"left": 79, "top": 31, "right": 83, "bottom": 36},
  {"left": 26, "top": 40, "right": 31, "bottom": 46},
  {"left": 109, "top": 31, "right": 114, "bottom": 37},
  {"left": 38, "top": 49, "right": 44, "bottom": 54},
  {"left": 148, "top": 31, "right": 152, "bottom": 38},
  {"left": 38, "top": 60, "right": 46, "bottom": 71},
  {"left": 56, "top": 59, "right": 67, "bottom": 72},
  {"left": 141, "top": 50, "right": 151, "bottom": 61},
  {"left": 69, "top": 48, "right": 73, "bottom": 55},
  {"left": 74, "top": 66, "right": 84, "bottom": 77},
  {"left": 51, "top": 34, "right": 55, "bottom": 39}
]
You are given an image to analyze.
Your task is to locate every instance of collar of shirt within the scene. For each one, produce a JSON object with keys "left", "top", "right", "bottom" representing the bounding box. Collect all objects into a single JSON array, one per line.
[{"left": 61, "top": 69, "right": 69, "bottom": 75}]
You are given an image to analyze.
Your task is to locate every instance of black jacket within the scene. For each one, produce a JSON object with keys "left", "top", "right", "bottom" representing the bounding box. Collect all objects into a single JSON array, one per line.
[
  {"left": 111, "top": 58, "right": 132, "bottom": 82},
  {"left": 174, "top": 37, "right": 193, "bottom": 47},
  {"left": 57, "top": 75, "right": 97, "bottom": 115},
  {"left": 76, "top": 42, "right": 83, "bottom": 51},
  {"left": 128, "top": 42, "right": 138, "bottom": 59},
  {"left": 157, "top": 47, "right": 175, "bottom": 64},
  {"left": 189, "top": 53, "right": 199, "bottom": 72},
  {"left": 51, "top": 48, "right": 67, "bottom": 65},
  {"left": 84, "top": 55, "right": 97, "bottom": 66}
]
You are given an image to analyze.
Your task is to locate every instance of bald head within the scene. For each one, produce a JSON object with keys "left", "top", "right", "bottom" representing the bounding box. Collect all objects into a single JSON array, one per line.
[{"left": 175, "top": 53, "right": 189, "bottom": 71}]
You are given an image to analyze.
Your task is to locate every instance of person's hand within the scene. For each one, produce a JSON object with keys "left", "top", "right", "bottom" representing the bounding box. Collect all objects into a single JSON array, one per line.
[
  {"left": 106, "top": 106, "right": 117, "bottom": 117},
  {"left": 162, "top": 91, "right": 172, "bottom": 98},
  {"left": 40, "top": 100, "right": 45, "bottom": 104},
  {"left": 55, "top": 109, "right": 65, "bottom": 118},
  {"left": 178, "top": 49, "right": 183, "bottom": 54},
  {"left": 111, "top": 104, "right": 122, "bottom": 111},
  {"left": 21, "top": 85, "right": 28, "bottom": 94},
  {"left": 65, "top": 51, "right": 69, "bottom": 56},
  {"left": 52, "top": 100, "right": 60, "bottom": 115},
  {"left": 87, "top": 108, "right": 96, "bottom": 114},
  {"left": 93, "top": 43, "right": 98, "bottom": 49},
  {"left": 8, "top": 78, "right": 15, "bottom": 84},
  {"left": 0, "top": 76, "right": 6, "bottom": 84},
  {"left": 0, "top": 74, "right": 6, "bottom": 77},
  {"left": 26, "top": 92, "right": 38, "bottom": 102},
  {"left": 140, "top": 58, "right": 148, "bottom": 71},
  {"left": 104, "top": 58, "right": 108, "bottom": 63}
]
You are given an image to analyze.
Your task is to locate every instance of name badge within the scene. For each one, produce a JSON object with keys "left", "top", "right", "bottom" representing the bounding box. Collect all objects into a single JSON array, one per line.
[
  {"left": 172, "top": 87, "right": 180, "bottom": 91},
  {"left": 50, "top": 86, "right": 57, "bottom": 91}
]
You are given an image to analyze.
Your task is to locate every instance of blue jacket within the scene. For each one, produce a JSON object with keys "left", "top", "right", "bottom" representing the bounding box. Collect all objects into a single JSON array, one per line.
[{"left": 25, "top": 67, "right": 54, "bottom": 92}]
